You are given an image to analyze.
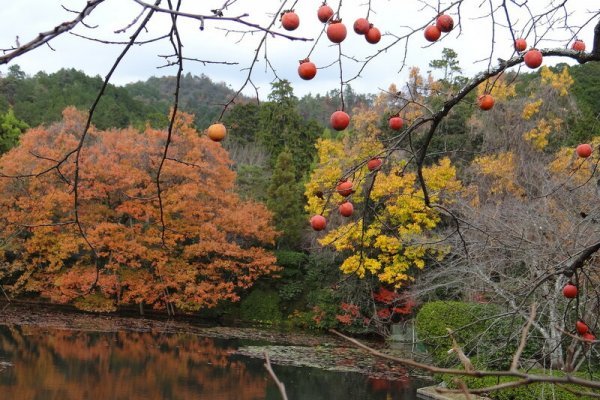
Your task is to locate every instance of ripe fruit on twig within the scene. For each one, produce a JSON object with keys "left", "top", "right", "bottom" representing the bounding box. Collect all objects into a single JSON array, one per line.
[
  {"left": 571, "top": 39, "right": 586, "bottom": 52},
  {"left": 327, "top": 20, "right": 347, "bottom": 43},
  {"left": 424, "top": 25, "right": 441, "bottom": 42},
  {"left": 389, "top": 116, "right": 404, "bottom": 130},
  {"left": 583, "top": 332, "right": 596, "bottom": 342},
  {"left": 576, "top": 143, "right": 592, "bottom": 158},
  {"left": 310, "top": 215, "right": 327, "bottom": 231},
  {"left": 436, "top": 14, "right": 454, "bottom": 33},
  {"left": 281, "top": 11, "right": 299, "bottom": 31},
  {"left": 339, "top": 201, "right": 354, "bottom": 217},
  {"left": 562, "top": 283, "right": 578, "bottom": 298},
  {"left": 353, "top": 18, "right": 370, "bottom": 34},
  {"left": 524, "top": 49, "right": 543, "bottom": 69},
  {"left": 514, "top": 38, "right": 527, "bottom": 52},
  {"left": 317, "top": 4, "right": 334, "bottom": 23},
  {"left": 478, "top": 94, "right": 495, "bottom": 111},
  {"left": 330, "top": 111, "right": 350, "bottom": 131},
  {"left": 365, "top": 26, "right": 381, "bottom": 44},
  {"left": 298, "top": 59, "right": 317, "bottom": 80},
  {"left": 207, "top": 123, "right": 227, "bottom": 142},
  {"left": 336, "top": 180, "right": 353, "bottom": 197},
  {"left": 576, "top": 320, "right": 589, "bottom": 335},
  {"left": 367, "top": 157, "right": 383, "bottom": 171}
]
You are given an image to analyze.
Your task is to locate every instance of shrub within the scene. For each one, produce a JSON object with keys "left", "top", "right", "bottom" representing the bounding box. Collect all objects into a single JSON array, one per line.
[
  {"left": 239, "top": 289, "right": 282, "bottom": 323},
  {"left": 415, "top": 301, "right": 540, "bottom": 369},
  {"left": 275, "top": 250, "right": 308, "bottom": 303},
  {"left": 440, "top": 370, "right": 600, "bottom": 400}
]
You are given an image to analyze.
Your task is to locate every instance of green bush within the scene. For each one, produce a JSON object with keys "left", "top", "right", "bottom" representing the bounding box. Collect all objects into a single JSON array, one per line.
[
  {"left": 415, "top": 301, "right": 540, "bottom": 369},
  {"left": 275, "top": 250, "right": 308, "bottom": 303},
  {"left": 239, "top": 289, "right": 282, "bottom": 324},
  {"left": 440, "top": 370, "right": 600, "bottom": 400}
]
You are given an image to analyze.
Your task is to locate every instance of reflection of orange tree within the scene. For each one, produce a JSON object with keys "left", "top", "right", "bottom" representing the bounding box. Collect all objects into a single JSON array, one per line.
[
  {"left": 0, "top": 326, "right": 267, "bottom": 400},
  {"left": 0, "top": 108, "right": 279, "bottom": 312}
]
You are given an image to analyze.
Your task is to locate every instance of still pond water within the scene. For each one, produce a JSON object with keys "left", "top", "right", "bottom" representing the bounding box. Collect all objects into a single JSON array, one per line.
[{"left": 0, "top": 324, "right": 425, "bottom": 400}]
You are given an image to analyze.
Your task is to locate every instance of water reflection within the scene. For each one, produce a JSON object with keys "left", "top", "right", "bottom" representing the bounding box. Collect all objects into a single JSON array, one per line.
[{"left": 0, "top": 325, "right": 423, "bottom": 400}]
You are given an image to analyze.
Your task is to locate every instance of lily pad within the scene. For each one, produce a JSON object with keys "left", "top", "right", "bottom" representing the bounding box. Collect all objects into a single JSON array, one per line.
[{"left": 234, "top": 344, "right": 421, "bottom": 380}]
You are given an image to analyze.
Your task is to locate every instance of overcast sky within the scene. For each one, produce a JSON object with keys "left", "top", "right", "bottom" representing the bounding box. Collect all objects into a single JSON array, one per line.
[{"left": 1, "top": 0, "right": 598, "bottom": 98}]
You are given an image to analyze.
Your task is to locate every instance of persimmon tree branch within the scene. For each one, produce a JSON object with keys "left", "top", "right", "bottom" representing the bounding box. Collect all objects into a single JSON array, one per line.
[
  {"left": 330, "top": 328, "right": 600, "bottom": 393},
  {"left": 71, "top": 0, "right": 163, "bottom": 261},
  {"left": 217, "top": 1, "right": 292, "bottom": 119},
  {"left": 132, "top": 0, "right": 313, "bottom": 42},
  {"left": 155, "top": 0, "right": 183, "bottom": 246},
  {"left": 0, "top": 0, "right": 106, "bottom": 64},
  {"left": 414, "top": 41, "right": 600, "bottom": 205}
]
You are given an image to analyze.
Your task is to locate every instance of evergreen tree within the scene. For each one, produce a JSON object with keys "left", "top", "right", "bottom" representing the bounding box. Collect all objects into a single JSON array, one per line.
[
  {"left": 258, "top": 80, "right": 321, "bottom": 179},
  {"left": 222, "top": 102, "right": 261, "bottom": 146},
  {"left": 428, "top": 48, "right": 464, "bottom": 85},
  {"left": 267, "top": 148, "right": 306, "bottom": 249}
]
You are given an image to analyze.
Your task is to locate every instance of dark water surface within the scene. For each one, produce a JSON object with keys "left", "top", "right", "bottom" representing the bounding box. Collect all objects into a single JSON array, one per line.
[{"left": 0, "top": 324, "right": 425, "bottom": 400}]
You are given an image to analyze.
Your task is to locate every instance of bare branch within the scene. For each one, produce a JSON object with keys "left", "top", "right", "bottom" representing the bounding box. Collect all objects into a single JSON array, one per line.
[
  {"left": 510, "top": 303, "right": 537, "bottom": 371},
  {"left": 0, "top": 0, "right": 106, "bottom": 64},
  {"left": 264, "top": 352, "right": 288, "bottom": 400}
]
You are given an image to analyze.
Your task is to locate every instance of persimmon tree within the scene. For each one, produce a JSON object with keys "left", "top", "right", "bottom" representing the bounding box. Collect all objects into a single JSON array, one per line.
[
  {"left": 412, "top": 67, "right": 599, "bottom": 371},
  {"left": 0, "top": 108, "right": 278, "bottom": 312},
  {"left": 306, "top": 101, "right": 461, "bottom": 287},
  {"left": 1, "top": 0, "right": 600, "bottom": 397}
]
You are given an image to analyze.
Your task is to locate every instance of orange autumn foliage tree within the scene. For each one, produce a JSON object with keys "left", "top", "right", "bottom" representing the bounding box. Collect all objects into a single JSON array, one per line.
[{"left": 0, "top": 107, "right": 279, "bottom": 312}]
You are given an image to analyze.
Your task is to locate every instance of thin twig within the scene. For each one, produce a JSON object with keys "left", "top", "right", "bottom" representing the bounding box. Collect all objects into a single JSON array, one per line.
[
  {"left": 510, "top": 303, "right": 537, "bottom": 371},
  {"left": 264, "top": 352, "right": 288, "bottom": 400}
]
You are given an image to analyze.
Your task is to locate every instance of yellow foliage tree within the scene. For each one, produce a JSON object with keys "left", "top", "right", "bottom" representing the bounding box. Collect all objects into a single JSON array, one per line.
[
  {"left": 520, "top": 66, "right": 573, "bottom": 150},
  {"left": 305, "top": 106, "right": 461, "bottom": 287},
  {"left": 477, "top": 74, "right": 516, "bottom": 101},
  {"left": 540, "top": 66, "right": 574, "bottom": 97}
]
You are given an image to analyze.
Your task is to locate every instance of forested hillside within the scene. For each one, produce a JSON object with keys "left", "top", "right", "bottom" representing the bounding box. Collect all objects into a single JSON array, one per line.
[
  {"left": 125, "top": 73, "right": 248, "bottom": 128},
  {"left": 0, "top": 65, "right": 160, "bottom": 129},
  {"left": 0, "top": 65, "right": 377, "bottom": 132}
]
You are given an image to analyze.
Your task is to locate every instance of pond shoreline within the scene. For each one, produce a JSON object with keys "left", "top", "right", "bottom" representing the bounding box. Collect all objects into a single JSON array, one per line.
[
  {"left": 0, "top": 300, "right": 339, "bottom": 346},
  {"left": 0, "top": 300, "right": 432, "bottom": 381}
]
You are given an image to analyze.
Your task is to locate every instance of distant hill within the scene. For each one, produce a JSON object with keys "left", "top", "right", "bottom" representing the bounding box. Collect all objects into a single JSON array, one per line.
[
  {"left": 0, "top": 66, "right": 160, "bottom": 130},
  {"left": 125, "top": 73, "right": 249, "bottom": 129},
  {"left": 0, "top": 66, "right": 249, "bottom": 130}
]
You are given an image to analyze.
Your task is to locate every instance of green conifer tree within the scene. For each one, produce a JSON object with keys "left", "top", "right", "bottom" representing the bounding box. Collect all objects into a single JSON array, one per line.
[{"left": 267, "top": 148, "right": 306, "bottom": 249}]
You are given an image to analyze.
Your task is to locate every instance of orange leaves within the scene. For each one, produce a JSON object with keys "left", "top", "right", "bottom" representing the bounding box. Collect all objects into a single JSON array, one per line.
[{"left": 0, "top": 108, "right": 279, "bottom": 312}]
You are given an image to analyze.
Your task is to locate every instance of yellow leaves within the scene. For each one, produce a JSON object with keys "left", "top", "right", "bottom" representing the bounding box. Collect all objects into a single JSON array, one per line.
[
  {"left": 423, "top": 157, "right": 462, "bottom": 195},
  {"left": 520, "top": 67, "right": 570, "bottom": 151},
  {"left": 374, "top": 235, "right": 401, "bottom": 254},
  {"left": 338, "top": 241, "right": 438, "bottom": 287},
  {"left": 550, "top": 136, "right": 600, "bottom": 183},
  {"left": 523, "top": 117, "right": 562, "bottom": 150},
  {"left": 308, "top": 133, "right": 460, "bottom": 286},
  {"left": 305, "top": 112, "right": 386, "bottom": 216},
  {"left": 24, "top": 228, "right": 83, "bottom": 272},
  {"left": 473, "top": 151, "right": 524, "bottom": 196},
  {"left": 370, "top": 162, "right": 411, "bottom": 201},
  {"left": 340, "top": 255, "right": 381, "bottom": 279},
  {"left": 349, "top": 107, "right": 383, "bottom": 141},
  {"left": 522, "top": 99, "right": 543, "bottom": 120},
  {"left": 477, "top": 76, "right": 516, "bottom": 101},
  {"left": 540, "top": 66, "right": 573, "bottom": 96}
]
